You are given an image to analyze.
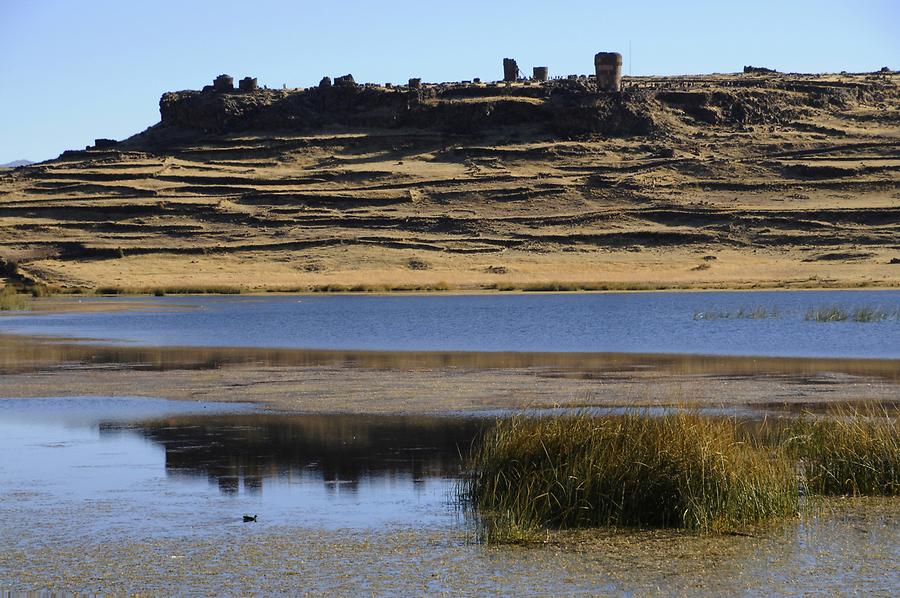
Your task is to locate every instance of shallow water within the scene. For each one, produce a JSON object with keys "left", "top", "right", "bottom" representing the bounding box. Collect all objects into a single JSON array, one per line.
[
  {"left": 0, "top": 398, "right": 482, "bottom": 542},
  {"left": 2, "top": 290, "right": 899, "bottom": 357},
  {"left": 0, "top": 397, "right": 898, "bottom": 595}
]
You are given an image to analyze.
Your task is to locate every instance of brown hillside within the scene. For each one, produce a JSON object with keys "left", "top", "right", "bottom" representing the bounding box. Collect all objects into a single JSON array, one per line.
[{"left": 1, "top": 71, "right": 898, "bottom": 292}]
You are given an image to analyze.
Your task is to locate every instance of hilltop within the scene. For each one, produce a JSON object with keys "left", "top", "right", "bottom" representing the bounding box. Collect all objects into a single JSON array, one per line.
[
  {"left": 1, "top": 69, "right": 898, "bottom": 292},
  {"left": 0, "top": 160, "right": 34, "bottom": 169}
]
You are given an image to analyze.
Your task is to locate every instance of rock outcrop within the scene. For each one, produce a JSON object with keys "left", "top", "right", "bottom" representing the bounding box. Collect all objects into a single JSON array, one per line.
[{"left": 153, "top": 73, "right": 895, "bottom": 142}]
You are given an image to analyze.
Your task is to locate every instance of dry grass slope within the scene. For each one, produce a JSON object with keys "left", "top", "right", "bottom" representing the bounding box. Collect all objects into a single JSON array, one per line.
[{"left": 1, "top": 72, "right": 898, "bottom": 292}]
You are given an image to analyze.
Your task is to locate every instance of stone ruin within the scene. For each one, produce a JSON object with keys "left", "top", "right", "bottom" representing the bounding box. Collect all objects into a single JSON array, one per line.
[
  {"left": 88, "top": 138, "right": 118, "bottom": 150},
  {"left": 594, "top": 52, "right": 622, "bottom": 91},
  {"left": 334, "top": 74, "right": 356, "bottom": 87},
  {"left": 213, "top": 74, "right": 234, "bottom": 91},
  {"left": 743, "top": 65, "right": 777, "bottom": 74},
  {"left": 503, "top": 58, "right": 518, "bottom": 82},
  {"left": 197, "top": 50, "right": 633, "bottom": 104}
]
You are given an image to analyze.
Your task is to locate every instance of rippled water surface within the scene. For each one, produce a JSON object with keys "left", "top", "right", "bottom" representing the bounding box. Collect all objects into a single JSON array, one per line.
[{"left": 2, "top": 290, "right": 899, "bottom": 357}]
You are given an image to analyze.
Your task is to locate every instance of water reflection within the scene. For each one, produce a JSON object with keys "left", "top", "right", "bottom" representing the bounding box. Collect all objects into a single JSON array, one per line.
[
  {"left": 107, "top": 414, "right": 485, "bottom": 496},
  {"left": 3, "top": 334, "right": 899, "bottom": 382}
]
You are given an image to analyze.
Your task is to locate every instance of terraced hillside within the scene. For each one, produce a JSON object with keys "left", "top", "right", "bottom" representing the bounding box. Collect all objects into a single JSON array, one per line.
[{"left": 1, "top": 71, "right": 898, "bottom": 292}]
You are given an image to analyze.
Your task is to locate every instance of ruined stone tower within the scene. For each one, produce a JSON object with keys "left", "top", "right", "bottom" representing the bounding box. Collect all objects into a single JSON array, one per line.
[
  {"left": 503, "top": 58, "right": 518, "bottom": 82},
  {"left": 212, "top": 74, "right": 234, "bottom": 92},
  {"left": 594, "top": 52, "right": 622, "bottom": 91},
  {"left": 532, "top": 66, "right": 549, "bottom": 82}
]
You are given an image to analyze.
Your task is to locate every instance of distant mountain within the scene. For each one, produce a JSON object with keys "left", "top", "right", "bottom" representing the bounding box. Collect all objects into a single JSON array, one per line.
[{"left": 0, "top": 160, "right": 33, "bottom": 168}]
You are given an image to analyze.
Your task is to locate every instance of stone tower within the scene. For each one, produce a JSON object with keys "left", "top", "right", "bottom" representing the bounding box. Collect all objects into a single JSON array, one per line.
[
  {"left": 594, "top": 52, "right": 622, "bottom": 91},
  {"left": 503, "top": 58, "right": 518, "bottom": 82}
]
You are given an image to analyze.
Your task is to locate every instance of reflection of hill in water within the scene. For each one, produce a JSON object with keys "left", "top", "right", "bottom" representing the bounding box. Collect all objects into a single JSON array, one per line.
[
  {"left": 5, "top": 335, "right": 899, "bottom": 382},
  {"left": 104, "top": 414, "right": 486, "bottom": 494}
]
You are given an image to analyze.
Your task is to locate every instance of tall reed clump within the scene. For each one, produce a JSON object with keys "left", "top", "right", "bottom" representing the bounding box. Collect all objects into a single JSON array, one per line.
[
  {"left": 0, "top": 284, "right": 29, "bottom": 311},
  {"left": 462, "top": 412, "right": 798, "bottom": 541},
  {"left": 782, "top": 408, "right": 899, "bottom": 496}
]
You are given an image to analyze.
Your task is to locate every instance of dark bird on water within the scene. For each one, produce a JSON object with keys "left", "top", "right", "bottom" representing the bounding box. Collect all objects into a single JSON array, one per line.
[{"left": 243, "top": 514, "right": 257, "bottom": 522}]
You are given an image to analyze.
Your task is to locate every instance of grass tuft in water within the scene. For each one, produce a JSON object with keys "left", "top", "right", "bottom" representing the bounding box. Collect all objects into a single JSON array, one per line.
[
  {"left": 804, "top": 306, "right": 899, "bottom": 322},
  {"left": 0, "top": 284, "right": 29, "bottom": 311},
  {"left": 782, "top": 408, "right": 899, "bottom": 496},
  {"left": 693, "top": 306, "right": 780, "bottom": 320},
  {"left": 462, "top": 412, "right": 799, "bottom": 542}
]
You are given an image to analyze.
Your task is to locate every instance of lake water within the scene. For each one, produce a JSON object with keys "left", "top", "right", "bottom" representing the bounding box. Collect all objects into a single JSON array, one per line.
[
  {"left": 1, "top": 293, "right": 898, "bottom": 593},
  {"left": 2, "top": 290, "right": 899, "bottom": 358},
  {"left": 0, "top": 397, "right": 483, "bottom": 543},
  {"left": 1, "top": 397, "right": 898, "bottom": 595}
]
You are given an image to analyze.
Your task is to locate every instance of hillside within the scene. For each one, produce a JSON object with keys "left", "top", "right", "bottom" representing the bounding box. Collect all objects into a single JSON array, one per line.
[
  {"left": 0, "top": 160, "right": 34, "bottom": 169},
  {"left": 1, "top": 71, "right": 898, "bottom": 292}
]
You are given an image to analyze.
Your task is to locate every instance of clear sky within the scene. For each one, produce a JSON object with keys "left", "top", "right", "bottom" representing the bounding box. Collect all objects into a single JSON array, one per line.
[{"left": 1, "top": 0, "right": 898, "bottom": 163}]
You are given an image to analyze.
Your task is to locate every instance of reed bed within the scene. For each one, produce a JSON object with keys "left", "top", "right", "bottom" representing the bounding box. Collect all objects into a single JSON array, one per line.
[
  {"left": 462, "top": 412, "right": 799, "bottom": 541},
  {"left": 0, "top": 284, "right": 29, "bottom": 311},
  {"left": 95, "top": 286, "right": 243, "bottom": 295},
  {"left": 488, "top": 281, "right": 668, "bottom": 292},
  {"left": 693, "top": 306, "right": 781, "bottom": 320},
  {"left": 310, "top": 282, "right": 451, "bottom": 293},
  {"left": 781, "top": 408, "right": 899, "bottom": 496},
  {"left": 804, "top": 306, "right": 900, "bottom": 322}
]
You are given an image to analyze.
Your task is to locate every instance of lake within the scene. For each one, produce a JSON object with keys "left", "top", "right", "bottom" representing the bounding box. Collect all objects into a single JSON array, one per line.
[
  {"left": 2, "top": 290, "right": 899, "bottom": 357},
  {"left": 1, "top": 396, "right": 897, "bottom": 594},
  {"left": 0, "top": 397, "right": 482, "bottom": 542},
  {"left": 1, "top": 292, "right": 898, "bottom": 594}
]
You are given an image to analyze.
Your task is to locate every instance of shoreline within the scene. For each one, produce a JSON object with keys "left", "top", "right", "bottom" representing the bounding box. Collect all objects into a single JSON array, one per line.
[
  {"left": 2, "top": 332, "right": 898, "bottom": 415},
  {"left": 2, "top": 282, "right": 899, "bottom": 316},
  {"left": 6, "top": 278, "right": 900, "bottom": 299}
]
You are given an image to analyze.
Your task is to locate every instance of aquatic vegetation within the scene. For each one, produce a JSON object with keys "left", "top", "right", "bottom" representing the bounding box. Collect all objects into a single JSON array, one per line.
[
  {"left": 782, "top": 408, "right": 899, "bottom": 496},
  {"left": 95, "top": 285, "right": 243, "bottom": 295},
  {"left": 804, "top": 306, "right": 899, "bottom": 322},
  {"left": 693, "top": 306, "right": 781, "bottom": 320},
  {"left": 693, "top": 305, "right": 900, "bottom": 323},
  {"left": 461, "top": 412, "right": 799, "bottom": 541},
  {"left": 488, "top": 281, "right": 669, "bottom": 292},
  {"left": 309, "top": 282, "right": 451, "bottom": 293},
  {"left": 0, "top": 284, "right": 29, "bottom": 310}
]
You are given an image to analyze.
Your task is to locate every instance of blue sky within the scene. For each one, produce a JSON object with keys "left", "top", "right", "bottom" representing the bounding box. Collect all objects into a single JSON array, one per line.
[{"left": 1, "top": 0, "right": 897, "bottom": 163}]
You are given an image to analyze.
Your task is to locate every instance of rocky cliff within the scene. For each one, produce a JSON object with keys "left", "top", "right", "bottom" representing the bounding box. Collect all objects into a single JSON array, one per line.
[{"left": 153, "top": 75, "right": 896, "bottom": 141}]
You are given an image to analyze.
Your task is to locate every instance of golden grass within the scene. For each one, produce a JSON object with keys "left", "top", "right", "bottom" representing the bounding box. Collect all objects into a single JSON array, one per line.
[
  {"left": 462, "top": 412, "right": 800, "bottom": 541},
  {"left": 0, "top": 284, "right": 29, "bottom": 311},
  {"left": 781, "top": 408, "right": 899, "bottom": 496}
]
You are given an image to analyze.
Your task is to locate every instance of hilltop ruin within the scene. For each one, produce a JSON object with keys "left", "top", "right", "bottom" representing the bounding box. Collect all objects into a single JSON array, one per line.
[
  {"left": 149, "top": 53, "right": 896, "bottom": 145},
  {"left": 1, "top": 62, "right": 897, "bottom": 293}
]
